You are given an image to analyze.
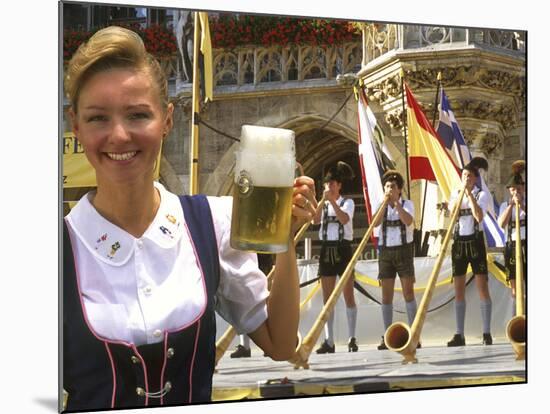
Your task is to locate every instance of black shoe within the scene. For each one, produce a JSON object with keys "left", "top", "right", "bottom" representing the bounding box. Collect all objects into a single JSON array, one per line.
[
  {"left": 315, "top": 340, "right": 335, "bottom": 354},
  {"left": 416, "top": 342, "right": 422, "bottom": 349},
  {"left": 230, "top": 345, "right": 251, "bottom": 358},
  {"left": 447, "top": 334, "right": 466, "bottom": 347},
  {"left": 377, "top": 336, "right": 388, "bottom": 350},
  {"left": 483, "top": 333, "right": 493, "bottom": 345},
  {"left": 348, "top": 337, "right": 358, "bottom": 352}
]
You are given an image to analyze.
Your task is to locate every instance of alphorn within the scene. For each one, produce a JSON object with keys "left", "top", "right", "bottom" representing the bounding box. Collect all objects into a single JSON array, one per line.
[
  {"left": 505, "top": 199, "right": 526, "bottom": 360},
  {"left": 214, "top": 196, "right": 325, "bottom": 365},
  {"left": 384, "top": 187, "right": 466, "bottom": 364},
  {"left": 288, "top": 197, "right": 390, "bottom": 369}
]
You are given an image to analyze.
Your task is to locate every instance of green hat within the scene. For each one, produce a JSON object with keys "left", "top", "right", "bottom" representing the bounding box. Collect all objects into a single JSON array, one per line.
[
  {"left": 506, "top": 160, "right": 525, "bottom": 187},
  {"left": 324, "top": 161, "right": 355, "bottom": 183}
]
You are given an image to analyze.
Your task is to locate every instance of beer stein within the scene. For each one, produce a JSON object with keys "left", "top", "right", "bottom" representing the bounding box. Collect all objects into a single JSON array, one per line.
[{"left": 230, "top": 125, "right": 296, "bottom": 253}]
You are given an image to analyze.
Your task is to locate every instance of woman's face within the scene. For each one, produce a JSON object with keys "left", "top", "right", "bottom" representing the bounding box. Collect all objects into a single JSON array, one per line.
[{"left": 71, "top": 68, "right": 173, "bottom": 186}]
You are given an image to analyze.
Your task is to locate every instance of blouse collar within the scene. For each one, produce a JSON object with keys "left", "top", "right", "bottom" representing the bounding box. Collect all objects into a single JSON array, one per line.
[{"left": 66, "top": 182, "right": 184, "bottom": 266}]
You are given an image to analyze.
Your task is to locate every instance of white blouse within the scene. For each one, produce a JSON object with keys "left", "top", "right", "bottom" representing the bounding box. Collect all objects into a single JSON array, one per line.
[
  {"left": 65, "top": 182, "right": 269, "bottom": 346},
  {"left": 449, "top": 187, "right": 489, "bottom": 236},
  {"left": 318, "top": 197, "right": 355, "bottom": 241},
  {"left": 375, "top": 198, "right": 415, "bottom": 247}
]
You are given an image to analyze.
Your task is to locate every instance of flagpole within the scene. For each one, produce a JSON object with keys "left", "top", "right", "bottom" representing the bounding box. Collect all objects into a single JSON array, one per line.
[
  {"left": 419, "top": 72, "right": 442, "bottom": 235},
  {"left": 189, "top": 12, "right": 201, "bottom": 195},
  {"left": 400, "top": 69, "right": 411, "bottom": 199}
]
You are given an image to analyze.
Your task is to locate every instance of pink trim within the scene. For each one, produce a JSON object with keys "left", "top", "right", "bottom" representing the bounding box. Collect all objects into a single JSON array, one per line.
[
  {"left": 159, "top": 333, "right": 169, "bottom": 405},
  {"left": 66, "top": 220, "right": 134, "bottom": 348},
  {"left": 104, "top": 343, "right": 117, "bottom": 408},
  {"left": 164, "top": 221, "right": 208, "bottom": 334},
  {"left": 131, "top": 345, "right": 150, "bottom": 406},
  {"left": 66, "top": 220, "right": 149, "bottom": 407},
  {"left": 188, "top": 319, "right": 202, "bottom": 403}
]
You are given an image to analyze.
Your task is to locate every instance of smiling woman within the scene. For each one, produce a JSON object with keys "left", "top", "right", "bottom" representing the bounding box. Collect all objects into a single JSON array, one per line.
[{"left": 62, "top": 26, "right": 317, "bottom": 411}]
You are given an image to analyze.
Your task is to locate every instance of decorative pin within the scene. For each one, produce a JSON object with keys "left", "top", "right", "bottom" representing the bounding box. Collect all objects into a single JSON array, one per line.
[
  {"left": 108, "top": 241, "right": 121, "bottom": 259},
  {"left": 166, "top": 214, "right": 177, "bottom": 225},
  {"left": 95, "top": 233, "right": 108, "bottom": 250},
  {"left": 159, "top": 226, "right": 173, "bottom": 238}
]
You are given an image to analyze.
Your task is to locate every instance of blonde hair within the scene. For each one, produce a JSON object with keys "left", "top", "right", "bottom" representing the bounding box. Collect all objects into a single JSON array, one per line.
[{"left": 65, "top": 26, "right": 168, "bottom": 112}]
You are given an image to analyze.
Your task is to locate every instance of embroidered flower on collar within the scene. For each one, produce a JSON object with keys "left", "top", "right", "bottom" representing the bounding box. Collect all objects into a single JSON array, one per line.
[
  {"left": 108, "top": 241, "right": 121, "bottom": 259},
  {"left": 159, "top": 225, "right": 174, "bottom": 239},
  {"left": 94, "top": 233, "right": 108, "bottom": 250}
]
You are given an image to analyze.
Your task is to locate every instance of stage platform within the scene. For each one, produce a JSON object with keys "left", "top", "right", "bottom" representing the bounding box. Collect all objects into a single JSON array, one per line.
[{"left": 212, "top": 340, "right": 525, "bottom": 401}]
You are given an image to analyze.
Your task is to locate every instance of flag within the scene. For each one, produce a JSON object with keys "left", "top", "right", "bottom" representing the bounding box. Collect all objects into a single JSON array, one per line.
[
  {"left": 198, "top": 12, "right": 213, "bottom": 102},
  {"left": 436, "top": 88, "right": 505, "bottom": 247},
  {"left": 406, "top": 84, "right": 461, "bottom": 201},
  {"left": 357, "top": 88, "right": 396, "bottom": 243}
]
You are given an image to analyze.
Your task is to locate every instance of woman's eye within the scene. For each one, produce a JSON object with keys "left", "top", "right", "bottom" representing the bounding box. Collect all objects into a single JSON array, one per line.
[
  {"left": 86, "top": 115, "right": 107, "bottom": 122},
  {"left": 129, "top": 112, "right": 150, "bottom": 120}
]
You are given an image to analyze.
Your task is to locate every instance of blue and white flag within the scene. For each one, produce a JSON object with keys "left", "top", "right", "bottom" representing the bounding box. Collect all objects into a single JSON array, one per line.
[{"left": 436, "top": 88, "right": 505, "bottom": 247}]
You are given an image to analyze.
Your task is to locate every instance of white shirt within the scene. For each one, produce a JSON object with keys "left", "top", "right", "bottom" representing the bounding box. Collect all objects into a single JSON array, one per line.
[
  {"left": 65, "top": 182, "right": 269, "bottom": 346},
  {"left": 375, "top": 198, "right": 415, "bottom": 247},
  {"left": 499, "top": 201, "right": 526, "bottom": 241},
  {"left": 449, "top": 187, "right": 489, "bottom": 236},
  {"left": 318, "top": 196, "right": 355, "bottom": 241}
]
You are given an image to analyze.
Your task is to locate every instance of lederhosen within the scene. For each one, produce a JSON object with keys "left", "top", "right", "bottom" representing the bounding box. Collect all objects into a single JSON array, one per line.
[
  {"left": 378, "top": 200, "right": 415, "bottom": 279},
  {"left": 504, "top": 204, "right": 526, "bottom": 281},
  {"left": 451, "top": 191, "right": 487, "bottom": 276},
  {"left": 318, "top": 199, "right": 352, "bottom": 277},
  {"left": 63, "top": 195, "right": 219, "bottom": 412}
]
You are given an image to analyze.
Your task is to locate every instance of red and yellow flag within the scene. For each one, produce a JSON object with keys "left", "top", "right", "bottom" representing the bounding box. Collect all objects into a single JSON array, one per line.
[{"left": 406, "top": 84, "right": 460, "bottom": 200}]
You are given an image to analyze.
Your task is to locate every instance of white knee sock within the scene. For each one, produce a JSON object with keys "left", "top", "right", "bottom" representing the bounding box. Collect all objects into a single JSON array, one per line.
[
  {"left": 240, "top": 335, "right": 250, "bottom": 348},
  {"left": 324, "top": 311, "right": 335, "bottom": 346},
  {"left": 346, "top": 306, "right": 357, "bottom": 339},
  {"left": 381, "top": 303, "right": 393, "bottom": 330},
  {"left": 405, "top": 299, "right": 418, "bottom": 326}
]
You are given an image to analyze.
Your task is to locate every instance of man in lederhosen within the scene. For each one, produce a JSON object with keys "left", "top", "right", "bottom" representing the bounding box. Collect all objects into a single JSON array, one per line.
[
  {"left": 447, "top": 157, "right": 493, "bottom": 347},
  {"left": 371, "top": 170, "right": 418, "bottom": 350},
  {"left": 313, "top": 161, "right": 358, "bottom": 353},
  {"left": 498, "top": 160, "right": 526, "bottom": 317}
]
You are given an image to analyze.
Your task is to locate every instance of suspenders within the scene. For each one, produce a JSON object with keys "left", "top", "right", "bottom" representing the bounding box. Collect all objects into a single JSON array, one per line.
[
  {"left": 381, "top": 199, "right": 407, "bottom": 247},
  {"left": 506, "top": 202, "right": 526, "bottom": 244},
  {"left": 453, "top": 190, "right": 481, "bottom": 238},
  {"left": 321, "top": 198, "right": 346, "bottom": 242}
]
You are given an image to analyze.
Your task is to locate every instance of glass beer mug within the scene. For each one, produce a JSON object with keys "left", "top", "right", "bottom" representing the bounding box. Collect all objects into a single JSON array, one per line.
[{"left": 230, "top": 125, "right": 296, "bottom": 253}]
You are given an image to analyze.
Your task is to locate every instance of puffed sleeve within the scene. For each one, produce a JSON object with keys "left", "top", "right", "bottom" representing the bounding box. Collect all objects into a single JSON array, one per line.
[
  {"left": 207, "top": 196, "right": 269, "bottom": 335},
  {"left": 404, "top": 199, "right": 415, "bottom": 223},
  {"left": 477, "top": 190, "right": 490, "bottom": 216},
  {"left": 342, "top": 198, "right": 355, "bottom": 220}
]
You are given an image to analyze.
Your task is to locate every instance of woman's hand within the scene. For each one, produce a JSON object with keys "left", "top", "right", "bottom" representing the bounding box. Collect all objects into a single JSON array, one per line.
[{"left": 291, "top": 176, "right": 317, "bottom": 234}]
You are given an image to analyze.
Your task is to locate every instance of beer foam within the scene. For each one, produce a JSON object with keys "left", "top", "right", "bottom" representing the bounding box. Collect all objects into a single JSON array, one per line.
[
  {"left": 236, "top": 125, "right": 296, "bottom": 187},
  {"left": 240, "top": 125, "right": 295, "bottom": 155}
]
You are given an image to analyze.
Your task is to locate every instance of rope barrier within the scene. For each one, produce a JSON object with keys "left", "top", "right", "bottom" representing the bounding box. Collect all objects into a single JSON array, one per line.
[{"left": 195, "top": 91, "right": 354, "bottom": 143}]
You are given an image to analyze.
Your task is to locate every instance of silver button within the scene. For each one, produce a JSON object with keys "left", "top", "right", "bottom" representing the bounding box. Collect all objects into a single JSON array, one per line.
[
  {"left": 136, "top": 387, "right": 145, "bottom": 396},
  {"left": 143, "top": 285, "right": 152, "bottom": 295},
  {"left": 166, "top": 348, "right": 175, "bottom": 359},
  {"left": 153, "top": 329, "right": 162, "bottom": 338},
  {"left": 131, "top": 356, "right": 140, "bottom": 364},
  {"left": 165, "top": 381, "right": 172, "bottom": 392}
]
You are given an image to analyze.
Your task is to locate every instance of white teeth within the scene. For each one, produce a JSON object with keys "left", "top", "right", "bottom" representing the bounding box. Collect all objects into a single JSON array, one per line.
[{"left": 107, "top": 151, "right": 137, "bottom": 161}]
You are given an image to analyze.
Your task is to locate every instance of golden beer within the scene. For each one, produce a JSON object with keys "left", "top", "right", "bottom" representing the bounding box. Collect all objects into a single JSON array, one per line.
[
  {"left": 231, "top": 185, "right": 293, "bottom": 253},
  {"left": 230, "top": 125, "right": 296, "bottom": 253}
]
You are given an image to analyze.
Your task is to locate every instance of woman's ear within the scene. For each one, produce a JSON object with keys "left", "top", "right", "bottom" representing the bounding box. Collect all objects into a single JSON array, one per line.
[{"left": 163, "top": 103, "right": 174, "bottom": 139}]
